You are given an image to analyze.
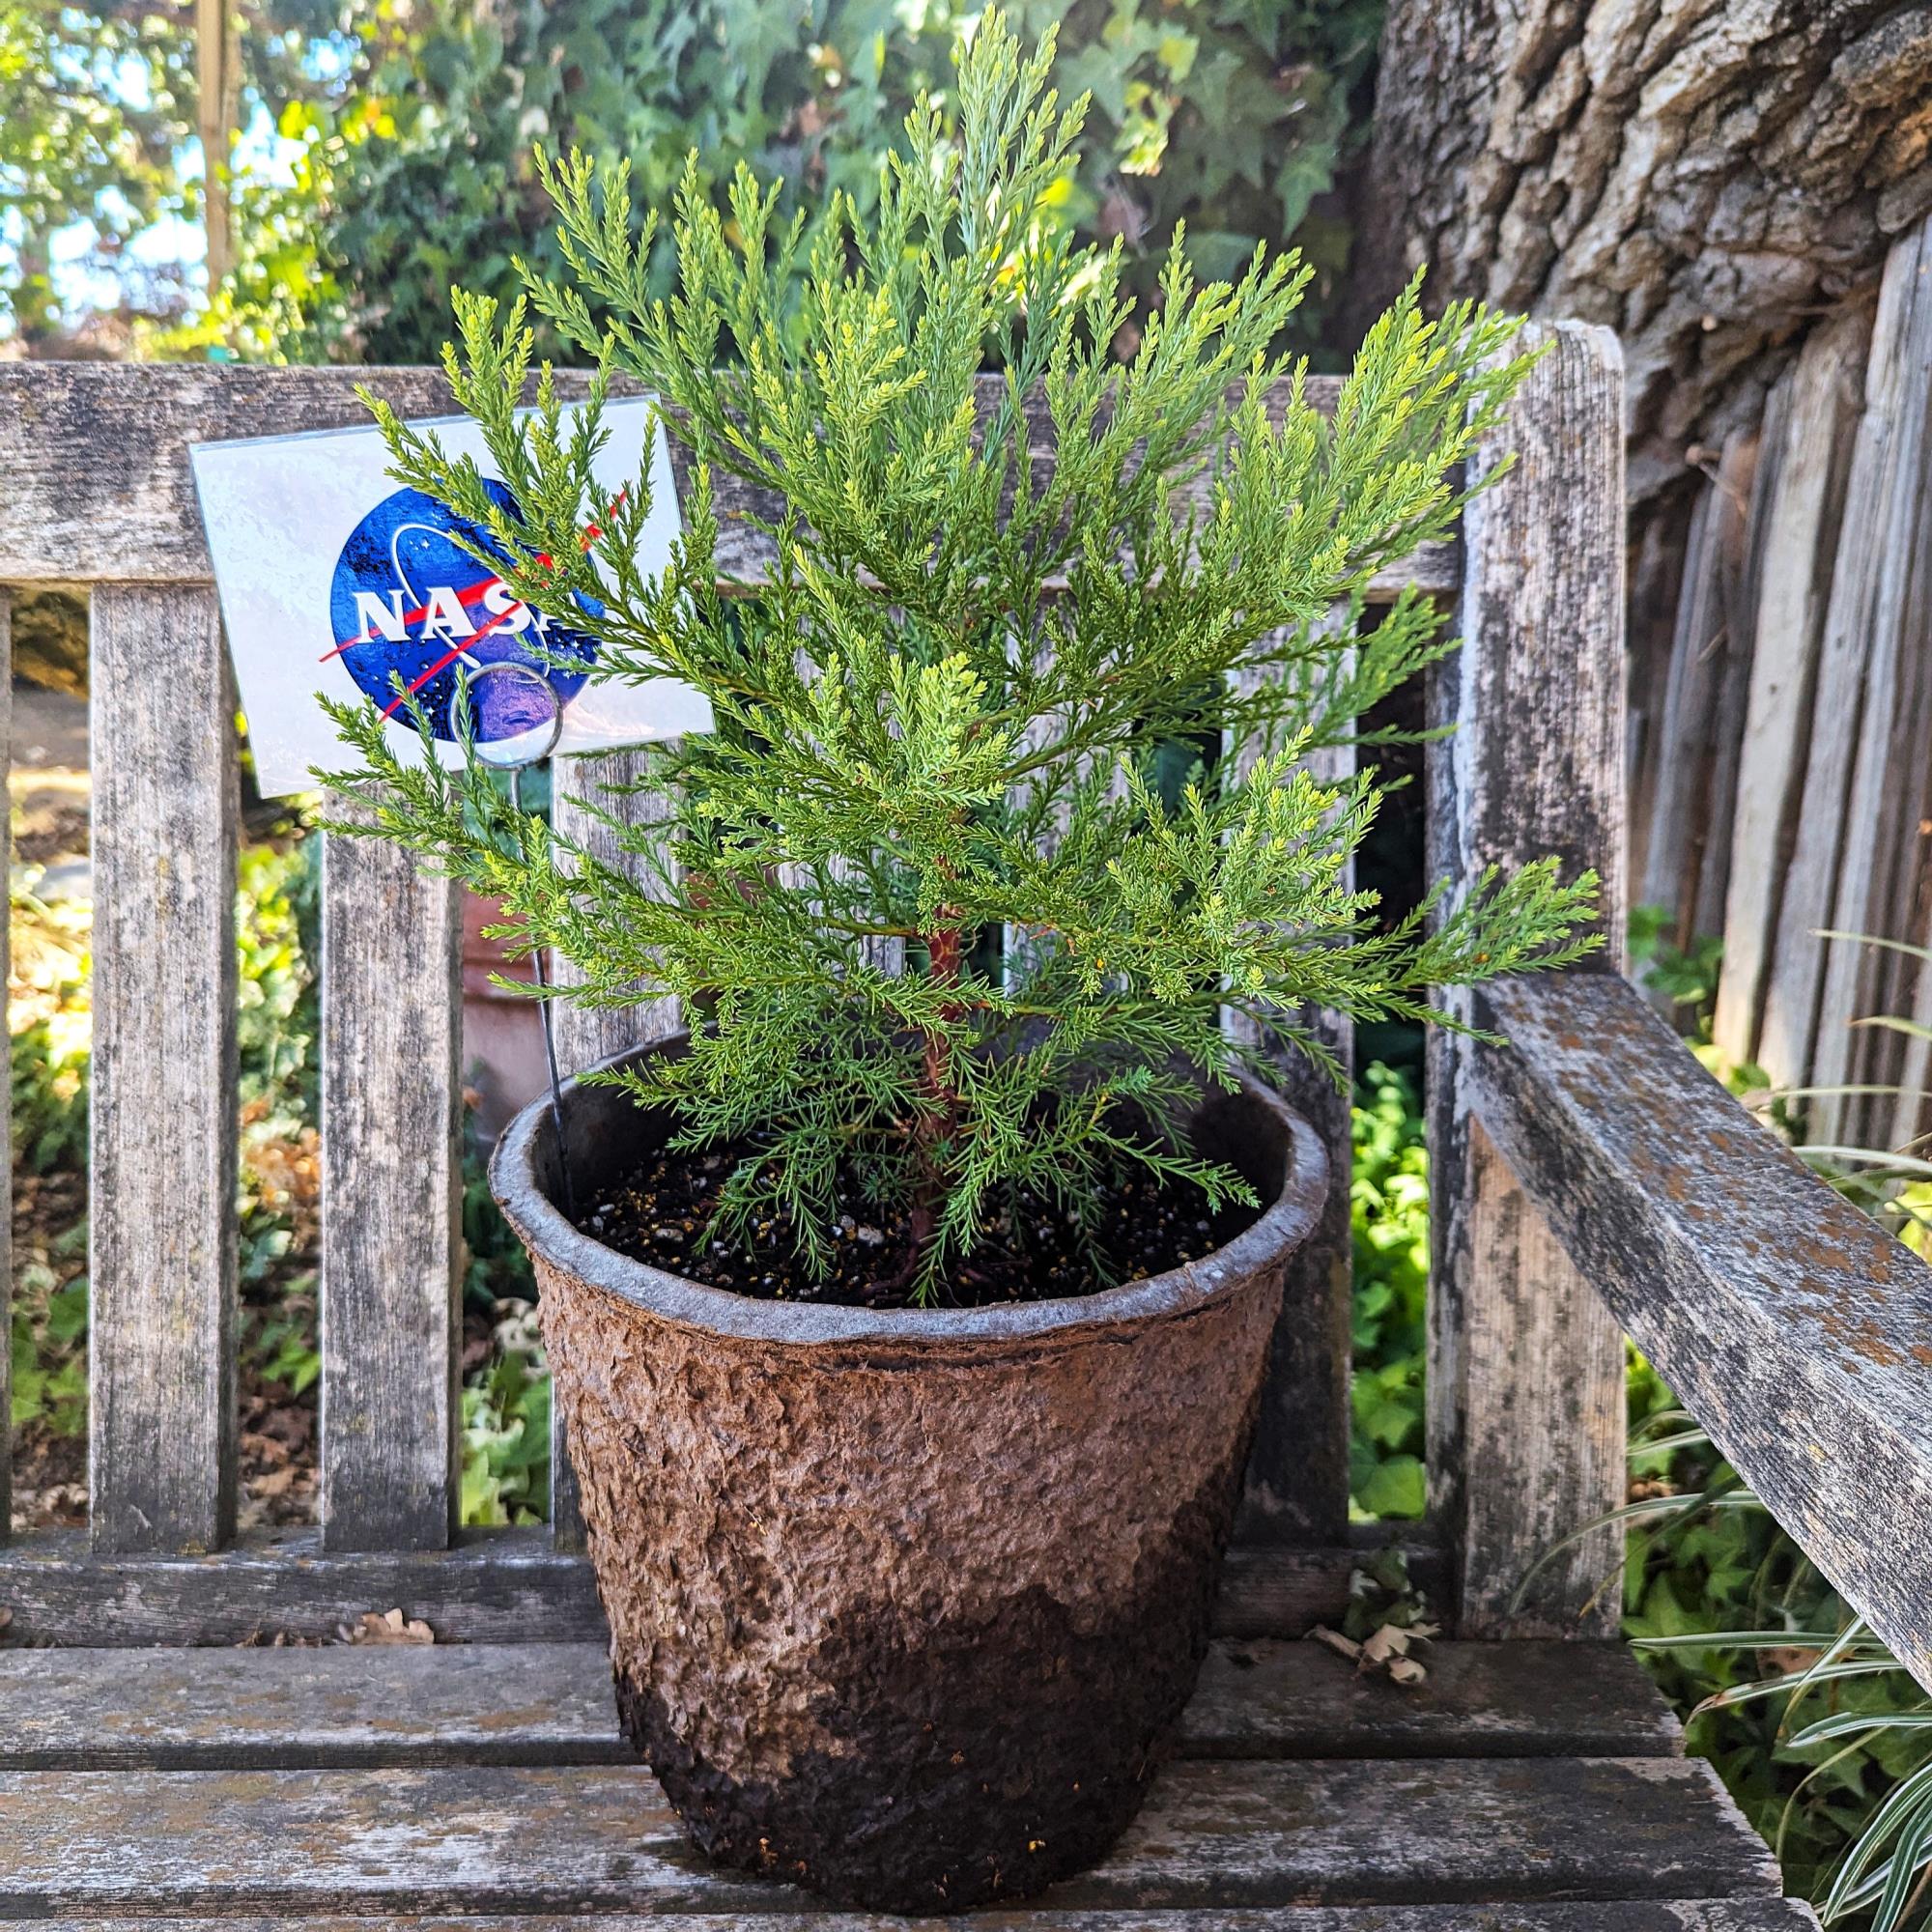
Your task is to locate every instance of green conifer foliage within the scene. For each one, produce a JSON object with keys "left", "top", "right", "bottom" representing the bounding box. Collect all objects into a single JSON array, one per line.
[{"left": 324, "top": 12, "right": 1599, "bottom": 1302}]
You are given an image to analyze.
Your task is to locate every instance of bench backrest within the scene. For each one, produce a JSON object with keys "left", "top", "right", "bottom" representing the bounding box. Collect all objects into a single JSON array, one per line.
[{"left": 0, "top": 329, "right": 1630, "bottom": 1641}]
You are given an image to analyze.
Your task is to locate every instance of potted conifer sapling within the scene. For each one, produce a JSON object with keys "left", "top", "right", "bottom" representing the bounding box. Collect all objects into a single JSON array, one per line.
[{"left": 325, "top": 14, "right": 1596, "bottom": 1912}]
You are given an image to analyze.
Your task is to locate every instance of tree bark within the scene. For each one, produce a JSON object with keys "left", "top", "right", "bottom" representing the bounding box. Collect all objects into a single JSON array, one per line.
[{"left": 1358, "top": 0, "right": 1932, "bottom": 500}]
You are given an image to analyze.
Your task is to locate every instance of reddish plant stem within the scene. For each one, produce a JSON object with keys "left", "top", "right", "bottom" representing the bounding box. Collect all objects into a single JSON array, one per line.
[{"left": 908, "top": 912, "right": 966, "bottom": 1267}]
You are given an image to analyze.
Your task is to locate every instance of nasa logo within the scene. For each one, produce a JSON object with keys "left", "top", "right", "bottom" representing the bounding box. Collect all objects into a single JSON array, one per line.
[{"left": 327, "top": 480, "right": 602, "bottom": 744}]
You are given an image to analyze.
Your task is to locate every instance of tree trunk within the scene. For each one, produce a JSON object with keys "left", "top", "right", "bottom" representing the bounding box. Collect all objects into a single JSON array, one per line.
[
  {"left": 196, "top": 0, "right": 240, "bottom": 297},
  {"left": 1357, "top": 0, "right": 1932, "bottom": 501}
]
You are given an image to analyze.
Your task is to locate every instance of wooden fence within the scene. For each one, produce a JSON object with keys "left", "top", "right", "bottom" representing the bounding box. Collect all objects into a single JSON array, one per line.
[{"left": 1633, "top": 207, "right": 1932, "bottom": 1152}]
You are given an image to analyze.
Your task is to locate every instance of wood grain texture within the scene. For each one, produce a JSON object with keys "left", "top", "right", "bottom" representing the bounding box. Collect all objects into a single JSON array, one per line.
[
  {"left": 1426, "top": 324, "right": 1628, "bottom": 1638},
  {"left": 1806, "top": 217, "right": 1932, "bottom": 1148},
  {"left": 0, "top": 364, "right": 1451, "bottom": 598},
  {"left": 1472, "top": 971, "right": 1932, "bottom": 1697},
  {"left": 319, "top": 817, "right": 464, "bottom": 1551},
  {"left": 0, "top": 1532, "right": 1408, "bottom": 1647},
  {"left": 1760, "top": 217, "right": 1932, "bottom": 1102},
  {"left": 88, "top": 583, "right": 240, "bottom": 1554},
  {"left": 0, "top": 1636, "right": 1676, "bottom": 1771},
  {"left": 1691, "top": 420, "right": 1782, "bottom": 952},
  {"left": 1183, "top": 1638, "right": 1678, "bottom": 1760},
  {"left": 546, "top": 749, "right": 681, "bottom": 1551},
  {"left": 2, "top": 1910, "right": 1827, "bottom": 1932},
  {"left": 1634, "top": 433, "right": 1758, "bottom": 956},
  {"left": 1712, "top": 310, "right": 1870, "bottom": 1078},
  {"left": 0, "top": 1642, "right": 632, "bottom": 1770},
  {"left": 0, "top": 1755, "right": 1776, "bottom": 1917},
  {"left": 1211, "top": 1540, "right": 1442, "bottom": 1641},
  {"left": 0, "top": 594, "right": 10, "bottom": 1542},
  {"left": 0, "top": 1526, "right": 605, "bottom": 1647},
  {"left": 0, "top": 1901, "right": 1824, "bottom": 1932},
  {"left": 549, "top": 751, "right": 680, "bottom": 1076}
]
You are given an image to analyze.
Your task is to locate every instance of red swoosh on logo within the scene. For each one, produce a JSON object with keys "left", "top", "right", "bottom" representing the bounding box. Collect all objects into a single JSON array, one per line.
[{"left": 380, "top": 601, "right": 526, "bottom": 719}]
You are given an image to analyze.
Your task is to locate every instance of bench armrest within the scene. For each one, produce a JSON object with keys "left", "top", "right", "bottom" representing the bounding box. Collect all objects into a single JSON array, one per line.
[{"left": 1471, "top": 970, "right": 1932, "bottom": 1691}]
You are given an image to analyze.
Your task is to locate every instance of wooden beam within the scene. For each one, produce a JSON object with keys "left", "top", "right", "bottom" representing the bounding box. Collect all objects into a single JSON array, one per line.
[
  {"left": 0, "top": 1756, "right": 1776, "bottom": 1917},
  {"left": 1473, "top": 969, "right": 1932, "bottom": 1696},
  {"left": 0, "top": 1635, "right": 1679, "bottom": 1770},
  {"left": 0, "top": 1532, "right": 1419, "bottom": 1648},
  {"left": 319, "top": 814, "right": 464, "bottom": 1550},
  {"left": 0, "top": 1528, "right": 601, "bottom": 1647},
  {"left": 1231, "top": 1027, "right": 1351, "bottom": 1544},
  {"left": 0, "top": 1911, "right": 1828, "bottom": 1932},
  {"left": 0, "top": 365, "right": 1452, "bottom": 599},
  {"left": 1425, "top": 322, "right": 1628, "bottom": 1637},
  {"left": 88, "top": 583, "right": 239, "bottom": 1553}
]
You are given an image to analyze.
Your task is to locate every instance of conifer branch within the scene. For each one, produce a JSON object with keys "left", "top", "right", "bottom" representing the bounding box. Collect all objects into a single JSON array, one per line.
[{"left": 324, "top": 9, "right": 1590, "bottom": 1301}]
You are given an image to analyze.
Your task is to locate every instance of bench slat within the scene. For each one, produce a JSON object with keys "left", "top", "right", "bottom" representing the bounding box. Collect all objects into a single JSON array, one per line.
[
  {"left": 1472, "top": 969, "right": 1932, "bottom": 1699},
  {"left": 0, "top": 1532, "right": 1422, "bottom": 1647},
  {"left": 0, "top": 1756, "right": 1778, "bottom": 1917},
  {"left": 319, "top": 819, "right": 463, "bottom": 1550},
  {"left": 0, "top": 1638, "right": 1679, "bottom": 1771},
  {"left": 88, "top": 583, "right": 240, "bottom": 1553},
  {"left": 0, "top": 1910, "right": 1827, "bottom": 1932},
  {"left": 0, "top": 365, "right": 1451, "bottom": 601}
]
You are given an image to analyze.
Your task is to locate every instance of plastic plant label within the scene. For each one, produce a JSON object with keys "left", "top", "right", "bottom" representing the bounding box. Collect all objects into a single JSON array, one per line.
[{"left": 191, "top": 396, "right": 711, "bottom": 797}]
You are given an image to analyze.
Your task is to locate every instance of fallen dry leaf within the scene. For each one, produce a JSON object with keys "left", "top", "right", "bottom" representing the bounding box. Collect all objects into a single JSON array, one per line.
[
  {"left": 340, "top": 1606, "right": 435, "bottom": 1646},
  {"left": 1358, "top": 1624, "right": 1413, "bottom": 1668},
  {"left": 241, "top": 1430, "right": 292, "bottom": 1469},
  {"left": 1307, "top": 1625, "right": 1361, "bottom": 1663},
  {"left": 1313, "top": 1619, "right": 1432, "bottom": 1687}
]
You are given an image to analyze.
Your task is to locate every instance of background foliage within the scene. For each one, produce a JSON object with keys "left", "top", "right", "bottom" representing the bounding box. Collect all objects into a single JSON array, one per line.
[{"left": 4, "top": 0, "right": 1382, "bottom": 360}]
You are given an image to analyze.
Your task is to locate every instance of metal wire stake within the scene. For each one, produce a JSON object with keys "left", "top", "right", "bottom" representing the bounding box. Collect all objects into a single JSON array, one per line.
[{"left": 462, "top": 662, "right": 577, "bottom": 1222}]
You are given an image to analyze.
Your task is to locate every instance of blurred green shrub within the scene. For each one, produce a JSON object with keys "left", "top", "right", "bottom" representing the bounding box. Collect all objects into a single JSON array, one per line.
[
  {"left": 244, "top": 0, "right": 1382, "bottom": 361},
  {"left": 1349, "top": 1057, "right": 1427, "bottom": 1520}
]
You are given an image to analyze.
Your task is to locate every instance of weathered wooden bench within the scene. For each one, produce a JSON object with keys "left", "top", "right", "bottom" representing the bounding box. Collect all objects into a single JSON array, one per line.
[{"left": 1, "top": 327, "right": 1917, "bottom": 1927}]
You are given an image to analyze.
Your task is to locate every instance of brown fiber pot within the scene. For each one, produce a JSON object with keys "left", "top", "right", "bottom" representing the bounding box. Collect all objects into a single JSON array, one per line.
[{"left": 491, "top": 1037, "right": 1326, "bottom": 1913}]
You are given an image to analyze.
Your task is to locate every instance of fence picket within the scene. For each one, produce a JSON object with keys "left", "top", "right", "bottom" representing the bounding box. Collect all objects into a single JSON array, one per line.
[
  {"left": 1760, "top": 221, "right": 1932, "bottom": 1113},
  {"left": 1711, "top": 310, "right": 1870, "bottom": 1078}
]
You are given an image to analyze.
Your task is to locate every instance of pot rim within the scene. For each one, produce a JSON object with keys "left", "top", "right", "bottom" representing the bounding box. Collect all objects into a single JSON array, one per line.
[{"left": 491, "top": 1033, "right": 1328, "bottom": 1348}]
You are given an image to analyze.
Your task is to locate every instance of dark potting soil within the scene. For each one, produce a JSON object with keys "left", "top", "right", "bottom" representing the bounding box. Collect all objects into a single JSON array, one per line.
[{"left": 573, "top": 1143, "right": 1263, "bottom": 1310}]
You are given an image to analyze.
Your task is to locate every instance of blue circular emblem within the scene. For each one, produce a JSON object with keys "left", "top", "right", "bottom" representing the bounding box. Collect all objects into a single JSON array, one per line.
[{"left": 328, "top": 481, "right": 600, "bottom": 745}]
